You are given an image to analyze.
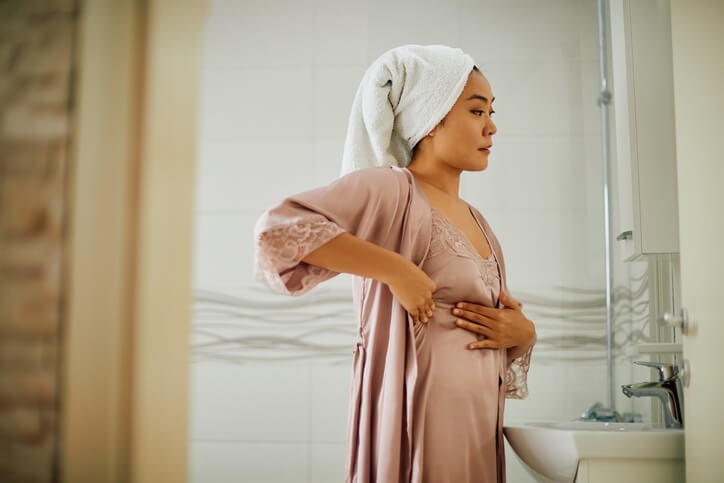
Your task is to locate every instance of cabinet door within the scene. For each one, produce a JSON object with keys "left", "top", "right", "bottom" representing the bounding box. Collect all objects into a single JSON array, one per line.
[
  {"left": 610, "top": 0, "right": 636, "bottom": 262},
  {"left": 610, "top": 0, "right": 680, "bottom": 261}
]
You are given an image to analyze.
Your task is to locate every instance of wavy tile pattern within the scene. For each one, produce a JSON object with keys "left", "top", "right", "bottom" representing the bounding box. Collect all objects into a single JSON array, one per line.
[{"left": 192, "top": 271, "right": 650, "bottom": 365}]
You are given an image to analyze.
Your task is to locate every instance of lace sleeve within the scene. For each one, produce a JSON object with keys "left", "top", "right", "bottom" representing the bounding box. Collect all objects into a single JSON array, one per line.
[
  {"left": 255, "top": 219, "right": 346, "bottom": 296},
  {"left": 505, "top": 343, "right": 533, "bottom": 399}
]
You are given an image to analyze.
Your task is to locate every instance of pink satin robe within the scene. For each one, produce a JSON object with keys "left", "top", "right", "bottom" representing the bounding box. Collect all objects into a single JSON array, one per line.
[{"left": 254, "top": 166, "right": 533, "bottom": 483}]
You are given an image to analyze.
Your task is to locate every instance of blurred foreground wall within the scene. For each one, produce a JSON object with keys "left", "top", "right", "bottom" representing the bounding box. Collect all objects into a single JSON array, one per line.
[{"left": 0, "top": 1, "right": 79, "bottom": 481}]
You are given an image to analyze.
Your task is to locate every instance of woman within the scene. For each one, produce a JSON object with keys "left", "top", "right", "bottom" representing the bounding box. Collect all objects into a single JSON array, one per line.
[{"left": 254, "top": 45, "right": 536, "bottom": 483}]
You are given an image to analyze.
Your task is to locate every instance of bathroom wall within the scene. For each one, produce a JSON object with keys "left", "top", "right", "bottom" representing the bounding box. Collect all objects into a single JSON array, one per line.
[{"left": 190, "top": 0, "right": 644, "bottom": 481}]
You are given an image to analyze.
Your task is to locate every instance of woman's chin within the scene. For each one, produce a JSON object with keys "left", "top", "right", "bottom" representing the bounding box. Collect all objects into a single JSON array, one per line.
[
  {"left": 447, "top": 156, "right": 489, "bottom": 172},
  {"left": 464, "top": 158, "right": 488, "bottom": 172}
]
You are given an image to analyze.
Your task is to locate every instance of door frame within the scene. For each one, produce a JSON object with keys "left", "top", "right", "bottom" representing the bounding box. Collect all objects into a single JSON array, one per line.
[
  {"left": 670, "top": 0, "right": 724, "bottom": 480},
  {"left": 61, "top": 1, "right": 209, "bottom": 481}
]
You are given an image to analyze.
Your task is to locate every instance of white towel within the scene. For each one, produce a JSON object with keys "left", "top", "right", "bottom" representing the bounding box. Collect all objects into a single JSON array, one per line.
[{"left": 340, "top": 44, "right": 477, "bottom": 176}]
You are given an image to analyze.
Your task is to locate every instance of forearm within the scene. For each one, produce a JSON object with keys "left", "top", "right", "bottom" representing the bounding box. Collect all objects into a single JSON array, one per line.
[{"left": 302, "top": 232, "right": 408, "bottom": 285}]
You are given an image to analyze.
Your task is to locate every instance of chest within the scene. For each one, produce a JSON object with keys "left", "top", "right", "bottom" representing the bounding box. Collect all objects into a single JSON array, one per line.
[
  {"left": 423, "top": 198, "right": 493, "bottom": 260},
  {"left": 415, "top": 206, "right": 502, "bottom": 313}
]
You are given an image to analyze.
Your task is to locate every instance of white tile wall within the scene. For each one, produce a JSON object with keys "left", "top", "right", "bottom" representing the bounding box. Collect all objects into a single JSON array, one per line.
[
  {"left": 190, "top": 441, "right": 308, "bottom": 482},
  {"left": 482, "top": 62, "right": 601, "bottom": 137},
  {"left": 311, "top": 1, "right": 368, "bottom": 65},
  {"left": 202, "top": 0, "right": 317, "bottom": 68},
  {"left": 192, "top": 213, "right": 261, "bottom": 291},
  {"left": 198, "top": 68, "right": 316, "bottom": 142},
  {"left": 190, "top": 362, "right": 312, "bottom": 442},
  {"left": 457, "top": 0, "right": 600, "bottom": 63},
  {"left": 190, "top": 1, "right": 630, "bottom": 482},
  {"left": 309, "top": 363, "right": 353, "bottom": 443},
  {"left": 310, "top": 443, "right": 347, "bottom": 482},
  {"left": 195, "top": 138, "right": 319, "bottom": 212}
]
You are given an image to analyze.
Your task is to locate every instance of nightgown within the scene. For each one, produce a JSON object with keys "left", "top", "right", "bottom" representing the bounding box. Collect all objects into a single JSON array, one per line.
[
  {"left": 253, "top": 165, "right": 532, "bottom": 483},
  {"left": 412, "top": 207, "right": 504, "bottom": 483}
]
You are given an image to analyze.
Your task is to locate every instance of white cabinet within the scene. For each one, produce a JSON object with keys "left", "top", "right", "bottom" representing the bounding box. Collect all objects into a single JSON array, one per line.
[
  {"left": 575, "top": 457, "right": 685, "bottom": 483},
  {"left": 610, "top": 0, "right": 680, "bottom": 262}
]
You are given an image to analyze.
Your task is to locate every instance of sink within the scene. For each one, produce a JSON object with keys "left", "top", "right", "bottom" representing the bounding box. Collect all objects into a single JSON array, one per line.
[{"left": 503, "top": 421, "right": 684, "bottom": 483}]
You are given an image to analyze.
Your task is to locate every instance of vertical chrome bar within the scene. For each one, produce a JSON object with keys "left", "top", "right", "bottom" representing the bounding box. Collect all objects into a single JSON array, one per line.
[{"left": 596, "top": 0, "right": 616, "bottom": 411}]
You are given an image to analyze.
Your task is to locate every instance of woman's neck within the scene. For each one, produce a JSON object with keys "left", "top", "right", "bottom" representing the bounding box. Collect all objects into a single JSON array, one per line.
[{"left": 406, "top": 161, "right": 462, "bottom": 200}]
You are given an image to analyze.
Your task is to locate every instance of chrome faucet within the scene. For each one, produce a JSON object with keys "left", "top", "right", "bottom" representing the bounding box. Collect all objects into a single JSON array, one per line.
[{"left": 621, "top": 361, "right": 684, "bottom": 429}]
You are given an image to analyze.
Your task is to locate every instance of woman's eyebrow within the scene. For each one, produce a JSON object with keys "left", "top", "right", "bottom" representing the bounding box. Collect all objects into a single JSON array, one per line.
[{"left": 466, "top": 94, "right": 495, "bottom": 104}]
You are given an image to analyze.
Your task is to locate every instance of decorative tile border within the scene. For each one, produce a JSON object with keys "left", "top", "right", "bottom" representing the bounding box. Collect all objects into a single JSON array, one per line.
[{"left": 192, "top": 271, "right": 651, "bottom": 365}]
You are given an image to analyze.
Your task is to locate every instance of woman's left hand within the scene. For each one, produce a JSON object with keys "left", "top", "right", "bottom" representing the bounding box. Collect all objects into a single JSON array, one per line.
[{"left": 452, "top": 289, "right": 536, "bottom": 350}]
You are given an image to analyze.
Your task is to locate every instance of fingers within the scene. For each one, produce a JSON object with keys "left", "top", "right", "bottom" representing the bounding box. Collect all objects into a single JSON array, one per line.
[
  {"left": 452, "top": 306, "right": 496, "bottom": 326},
  {"left": 418, "top": 307, "right": 428, "bottom": 324},
  {"left": 455, "top": 319, "right": 493, "bottom": 337},
  {"left": 453, "top": 303, "right": 496, "bottom": 319},
  {"left": 455, "top": 319, "right": 502, "bottom": 349},
  {"left": 499, "top": 290, "right": 523, "bottom": 310},
  {"left": 410, "top": 301, "right": 436, "bottom": 324},
  {"left": 455, "top": 294, "right": 524, "bottom": 316},
  {"left": 423, "top": 303, "right": 435, "bottom": 322},
  {"left": 468, "top": 339, "right": 499, "bottom": 350},
  {"left": 410, "top": 308, "right": 423, "bottom": 324}
]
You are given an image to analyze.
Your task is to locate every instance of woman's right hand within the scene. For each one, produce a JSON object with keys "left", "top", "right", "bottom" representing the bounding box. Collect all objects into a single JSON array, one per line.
[{"left": 385, "top": 259, "right": 437, "bottom": 324}]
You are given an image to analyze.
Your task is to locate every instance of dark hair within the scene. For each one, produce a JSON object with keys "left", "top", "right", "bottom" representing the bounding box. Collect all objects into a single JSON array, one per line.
[
  {"left": 410, "top": 65, "right": 480, "bottom": 157},
  {"left": 411, "top": 143, "right": 419, "bottom": 157}
]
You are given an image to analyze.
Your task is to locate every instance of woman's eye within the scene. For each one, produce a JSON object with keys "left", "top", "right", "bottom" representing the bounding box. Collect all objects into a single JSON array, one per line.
[{"left": 473, "top": 110, "right": 495, "bottom": 117}]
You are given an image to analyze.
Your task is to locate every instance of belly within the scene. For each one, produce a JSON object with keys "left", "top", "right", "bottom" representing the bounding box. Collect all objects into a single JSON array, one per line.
[{"left": 413, "top": 305, "right": 502, "bottom": 392}]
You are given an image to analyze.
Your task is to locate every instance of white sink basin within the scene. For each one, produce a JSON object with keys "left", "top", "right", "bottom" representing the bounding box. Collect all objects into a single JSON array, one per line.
[{"left": 504, "top": 421, "right": 684, "bottom": 483}]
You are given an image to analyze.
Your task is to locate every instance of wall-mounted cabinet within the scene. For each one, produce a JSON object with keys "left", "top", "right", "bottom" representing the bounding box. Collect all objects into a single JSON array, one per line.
[{"left": 609, "top": 0, "right": 680, "bottom": 262}]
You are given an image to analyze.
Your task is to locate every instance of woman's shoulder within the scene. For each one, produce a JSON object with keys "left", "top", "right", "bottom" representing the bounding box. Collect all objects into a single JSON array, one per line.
[
  {"left": 286, "top": 166, "right": 411, "bottom": 214},
  {"left": 461, "top": 198, "right": 482, "bottom": 215},
  {"left": 339, "top": 165, "right": 408, "bottom": 182},
  {"left": 463, "top": 200, "right": 494, "bottom": 230},
  {"left": 334, "top": 165, "right": 410, "bottom": 194}
]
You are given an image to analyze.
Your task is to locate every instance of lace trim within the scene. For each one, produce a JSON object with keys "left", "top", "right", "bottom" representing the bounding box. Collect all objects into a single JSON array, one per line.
[
  {"left": 505, "top": 343, "right": 533, "bottom": 399},
  {"left": 429, "top": 210, "right": 500, "bottom": 287},
  {"left": 255, "top": 220, "right": 345, "bottom": 295}
]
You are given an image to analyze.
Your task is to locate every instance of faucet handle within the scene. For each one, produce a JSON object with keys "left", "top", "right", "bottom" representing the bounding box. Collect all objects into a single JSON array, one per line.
[{"left": 633, "top": 360, "right": 675, "bottom": 381}]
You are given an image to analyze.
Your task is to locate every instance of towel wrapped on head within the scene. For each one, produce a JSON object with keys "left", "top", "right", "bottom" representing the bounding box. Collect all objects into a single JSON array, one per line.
[{"left": 340, "top": 44, "right": 477, "bottom": 176}]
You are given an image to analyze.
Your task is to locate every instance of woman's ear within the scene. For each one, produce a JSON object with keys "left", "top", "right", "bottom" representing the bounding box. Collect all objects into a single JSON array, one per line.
[{"left": 428, "top": 119, "right": 445, "bottom": 137}]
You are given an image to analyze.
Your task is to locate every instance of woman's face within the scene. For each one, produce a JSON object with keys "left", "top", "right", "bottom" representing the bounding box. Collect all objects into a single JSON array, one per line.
[{"left": 423, "top": 70, "right": 497, "bottom": 171}]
